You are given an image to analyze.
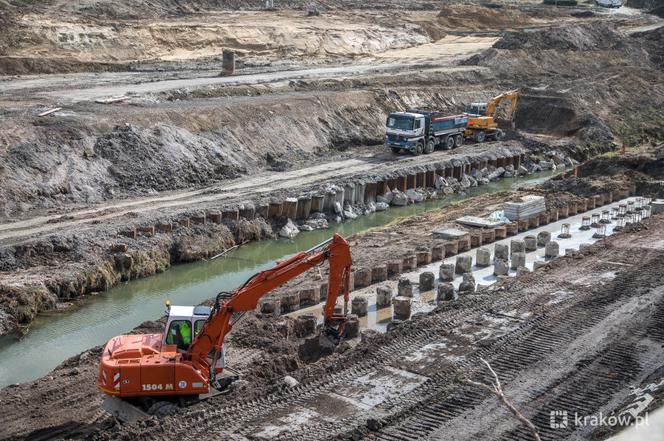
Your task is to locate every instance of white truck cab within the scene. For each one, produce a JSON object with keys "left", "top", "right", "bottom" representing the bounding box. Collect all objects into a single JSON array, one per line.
[
  {"left": 385, "top": 112, "right": 426, "bottom": 154},
  {"left": 164, "top": 304, "right": 224, "bottom": 370}
]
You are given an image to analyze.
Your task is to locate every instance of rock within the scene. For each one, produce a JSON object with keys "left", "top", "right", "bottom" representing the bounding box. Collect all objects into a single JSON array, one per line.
[
  {"left": 299, "top": 224, "right": 314, "bottom": 232},
  {"left": 391, "top": 191, "right": 408, "bottom": 206},
  {"left": 283, "top": 376, "right": 299, "bottom": 387},
  {"left": 305, "top": 218, "right": 328, "bottom": 229},
  {"left": 505, "top": 165, "right": 515, "bottom": 173},
  {"left": 405, "top": 189, "right": 424, "bottom": 203},
  {"left": 503, "top": 171, "right": 513, "bottom": 178},
  {"left": 443, "top": 186, "right": 455, "bottom": 195},
  {"left": 366, "top": 202, "right": 376, "bottom": 213},
  {"left": 378, "top": 191, "right": 394, "bottom": 204},
  {"left": 458, "top": 273, "right": 475, "bottom": 293},
  {"left": 375, "top": 202, "right": 389, "bottom": 211},
  {"left": 518, "top": 165, "right": 528, "bottom": 176},
  {"left": 539, "top": 160, "right": 554, "bottom": 170},
  {"left": 460, "top": 175, "right": 471, "bottom": 188},
  {"left": 343, "top": 210, "right": 358, "bottom": 220},
  {"left": 334, "top": 201, "right": 343, "bottom": 215},
  {"left": 435, "top": 176, "right": 446, "bottom": 190},
  {"left": 565, "top": 157, "right": 576, "bottom": 168},
  {"left": 279, "top": 219, "right": 299, "bottom": 239}
]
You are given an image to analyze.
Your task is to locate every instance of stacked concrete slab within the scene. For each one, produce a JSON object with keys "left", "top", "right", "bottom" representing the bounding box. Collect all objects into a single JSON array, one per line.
[{"left": 504, "top": 195, "right": 546, "bottom": 221}]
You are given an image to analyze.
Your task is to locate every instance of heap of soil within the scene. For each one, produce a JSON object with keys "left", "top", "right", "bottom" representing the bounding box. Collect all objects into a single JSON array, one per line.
[{"left": 494, "top": 23, "right": 624, "bottom": 51}]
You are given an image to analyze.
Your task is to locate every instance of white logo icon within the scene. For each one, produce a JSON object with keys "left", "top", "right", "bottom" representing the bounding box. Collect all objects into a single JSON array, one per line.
[
  {"left": 178, "top": 380, "right": 188, "bottom": 389},
  {"left": 550, "top": 410, "right": 568, "bottom": 429}
]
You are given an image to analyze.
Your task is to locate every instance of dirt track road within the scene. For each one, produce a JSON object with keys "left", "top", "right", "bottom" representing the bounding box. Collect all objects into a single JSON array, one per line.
[{"left": 0, "top": 143, "right": 521, "bottom": 245}]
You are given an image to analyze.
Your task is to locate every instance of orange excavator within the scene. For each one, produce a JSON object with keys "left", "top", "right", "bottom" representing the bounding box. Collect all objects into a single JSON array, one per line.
[
  {"left": 464, "top": 89, "right": 520, "bottom": 143},
  {"left": 98, "top": 234, "right": 352, "bottom": 421}
]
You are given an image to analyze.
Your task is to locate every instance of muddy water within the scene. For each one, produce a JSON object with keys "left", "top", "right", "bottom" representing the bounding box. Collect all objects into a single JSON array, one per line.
[{"left": 0, "top": 170, "right": 559, "bottom": 388}]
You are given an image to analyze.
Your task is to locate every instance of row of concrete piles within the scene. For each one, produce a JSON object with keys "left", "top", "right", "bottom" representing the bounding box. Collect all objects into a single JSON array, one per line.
[
  {"left": 118, "top": 152, "right": 532, "bottom": 238},
  {"left": 259, "top": 187, "right": 636, "bottom": 333}
]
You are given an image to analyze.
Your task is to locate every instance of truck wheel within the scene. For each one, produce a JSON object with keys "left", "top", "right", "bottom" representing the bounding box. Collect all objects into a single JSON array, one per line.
[
  {"left": 414, "top": 141, "right": 423, "bottom": 156},
  {"left": 425, "top": 139, "right": 435, "bottom": 154},
  {"left": 494, "top": 129, "right": 505, "bottom": 141},
  {"left": 474, "top": 131, "right": 486, "bottom": 143},
  {"left": 391, "top": 147, "right": 401, "bottom": 155},
  {"left": 454, "top": 135, "right": 463, "bottom": 148},
  {"left": 445, "top": 137, "right": 455, "bottom": 150}
]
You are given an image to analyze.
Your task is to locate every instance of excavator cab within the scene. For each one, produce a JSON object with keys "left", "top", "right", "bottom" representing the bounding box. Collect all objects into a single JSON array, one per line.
[{"left": 466, "top": 103, "right": 487, "bottom": 116}]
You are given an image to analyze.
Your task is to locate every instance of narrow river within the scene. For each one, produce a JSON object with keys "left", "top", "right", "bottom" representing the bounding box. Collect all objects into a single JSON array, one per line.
[{"left": 0, "top": 170, "right": 559, "bottom": 388}]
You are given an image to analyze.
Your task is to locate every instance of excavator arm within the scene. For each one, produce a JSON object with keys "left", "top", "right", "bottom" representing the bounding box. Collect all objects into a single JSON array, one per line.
[
  {"left": 485, "top": 89, "right": 520, "bottom": 119},
  {"left": 187, "top": 234, "right": 352, "bottom": 376}
]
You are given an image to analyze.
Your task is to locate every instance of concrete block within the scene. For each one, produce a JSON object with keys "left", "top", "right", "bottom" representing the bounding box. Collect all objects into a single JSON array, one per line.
[
  {"left": 207, "top": 211, "right": 222, "bottom": 224},
  {"left": 393, "top": 297, "right": 412, "bottom": 320},
  {"left": 351, "top": 297, "right": 368, "bottom": 317},
  {"left": 506, "top": 222, "right": 519, "bottom": 236},
  {"left": 516, "top": 266, "right": 530, "bottom": 277},
  {"left": 398, "top": 278, "right": 413, "bottom": 297},
  {"left": 371, "top": 265, "right": 388, "bottom": 283},
  {"left": 444, "top": 241, "right": 459, "bottom": 256},
  {"left": 431, "top": 244, "right": 445, "bottom": 261},
  {"left": 545, "top": 241, "right": 560, "bottom": 259},
  {"left": 387, "top": 261, "right": 403, "bottom": 277},
  {"left": 510, "top": 239, "right": 525, "bottom": 255},
  {"left": 354, "top": 268, "right": 371, "bottom": 289},
  {"left": 344, "top": 314, "right": 360, "bottom": 339},
  {"left": 537, "top": 231, "right": 551, "bottom": 247},
  {"left": 455, "top": 255, "right": 472, "bottom": 275},
  {"left": 222, "top": 49, "right": 235, "bottom": 75},
  {"left": 416, "top": 250, "right": 432, "bottom": 266},
  {"left": 137, "top": 225, "right": 155, "bottom": 237},
  {"left": 439, "top": 263, "right": 455, "bottom": 282},
  {"left": 436, "top": 283, "right": 456, "bottom": 301},
  {"left": 482, "top": 228, "right": 496, "bottom": 244},
  {"left": 494, "top": 226, "right": 507, "bottom": 240},
  {"left": 511, "top": 252, "right": 526, "bottom": 270},
  {"left": 470, "top": 233, "right": 482, "bottom": 248},
  {"left": 280, "top": 292, "right": 300, "bottom": 313},
  {"left": 299, "top": 286, "right": 320, "bottom": 307},
  {"left": 419, "top": 272, "right": 435, "bottom": 291},
  {"left": 559, "top": 205, "right": 569, "bottom": 218},
  {"left": 457, "top": 236, "right": 471, "bottom": 252},
  {"left": 191, "top": 213, "right": 206, "bottom": 225},
  {"left": 524, "top": 235, "right": 537, "bottom": 252},
  {"left": 222, "top": 208, "right": 239, "bottom": 222},
  {"left": 376, "top": 286, "right": 393, "bottom": 308},
  {"left": 459, "top": 273, "right": 475, "bottom": 293},
  {"left": 494, "top": 243, "right": 509, "bottom": 261},
  {"left": 402, "top": 254, "right": 417, "bottom": 271},
  {"left": 268, "top": 201, "right": 283, "bottom": 219},
  {"left": 155, "top": 223, "right": 173, "bottom": 233},
  {"left": 259, "top": 297, "right": 281, "bottom": 317},
  {"left": 476, "top": 248, "right": 491, "bottom": 267},
  {"left": 319, "top": 282, "right": 328, "bottom": 301},
  {"left": 494, "top": 259, "right": 509, "bottom": 276}
]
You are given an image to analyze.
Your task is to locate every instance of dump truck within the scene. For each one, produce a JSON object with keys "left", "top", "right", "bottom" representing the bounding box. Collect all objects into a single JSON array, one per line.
[
  {"left": 98, "top": 234, "right": 352, "bottom": 422},
  {"left": 464, "top": 89, "right": 520, "bottom": 143},
  {"left": 385, "top": 110, "right": 468, "bottom": 155}
]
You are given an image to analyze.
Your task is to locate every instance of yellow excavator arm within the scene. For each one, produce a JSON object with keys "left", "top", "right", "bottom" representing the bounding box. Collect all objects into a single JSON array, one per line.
[{"left": 485, "top": 89, "right": 520, "bottom": 119}]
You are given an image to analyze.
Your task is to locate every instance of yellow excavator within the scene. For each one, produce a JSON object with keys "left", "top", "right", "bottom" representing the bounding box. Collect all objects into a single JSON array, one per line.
[{"left": 464, "top": 89, "right": 520, "bottom": 143}]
